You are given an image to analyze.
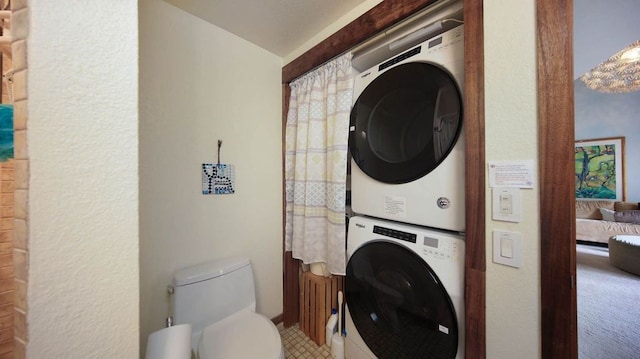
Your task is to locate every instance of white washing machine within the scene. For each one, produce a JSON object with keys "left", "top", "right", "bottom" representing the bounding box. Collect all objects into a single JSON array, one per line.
[
  {"left": 349, "top": 11, "right": 465, "bottom": 232},
  {"left": 344, "top": 215, "right": 464, "bottom": 359}
]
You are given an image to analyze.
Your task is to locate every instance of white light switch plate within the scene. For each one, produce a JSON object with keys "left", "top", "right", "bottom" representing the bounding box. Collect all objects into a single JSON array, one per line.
[
  {"left": 493, "top": 230, "right": 522, "bottom": 268},
  {"left": 492, "top": 188, "right": 521, "bottom": 222}
]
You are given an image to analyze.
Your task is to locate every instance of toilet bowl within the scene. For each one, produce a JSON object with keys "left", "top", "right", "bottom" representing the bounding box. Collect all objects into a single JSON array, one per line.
[
  {"left": 171, "top": 256, "right": 283, "bottom": 358},
  {"left": 198, "top": 309, "right": 283, "bottom": 359}
]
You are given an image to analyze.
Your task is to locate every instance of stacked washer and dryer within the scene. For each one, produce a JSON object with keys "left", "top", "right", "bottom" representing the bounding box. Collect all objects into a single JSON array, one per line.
[{"left": 344, "top": 1, "right": 465, "bottom": 358}]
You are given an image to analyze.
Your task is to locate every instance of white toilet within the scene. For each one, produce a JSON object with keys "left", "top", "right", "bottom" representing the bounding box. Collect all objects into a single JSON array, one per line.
[{"left": 172, "top": 256, "right": 284, "bottom": 359}]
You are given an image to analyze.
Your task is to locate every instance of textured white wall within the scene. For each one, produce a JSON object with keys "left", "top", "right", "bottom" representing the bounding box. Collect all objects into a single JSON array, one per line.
[
  {"left": 139, "top": 0, "right": 283, "bottom": 353},
  {"left": 484, "top": 1, "right": 540, "bottom": 358},
  {"left": 27, "top": 1, "right": 140, "bottom": 358}
]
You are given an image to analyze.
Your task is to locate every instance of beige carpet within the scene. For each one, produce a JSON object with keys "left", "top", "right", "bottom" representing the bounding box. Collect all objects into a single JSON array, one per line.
[{"left": 577, "top": 244, "right": 640, "bottom": 359}]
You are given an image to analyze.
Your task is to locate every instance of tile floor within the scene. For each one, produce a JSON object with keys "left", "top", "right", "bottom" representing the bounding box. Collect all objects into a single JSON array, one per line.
[{"left": 277, "top": 323, "right": 333, "bottom": 359}]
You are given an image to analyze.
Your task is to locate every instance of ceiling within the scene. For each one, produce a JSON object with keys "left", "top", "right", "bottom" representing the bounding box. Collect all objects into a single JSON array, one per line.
[
  {"left": 162, "top": 0, "right": 640, "bottom": 78},
  {"left": 163, "top": 0, "right": 372, "bottom": 58}
]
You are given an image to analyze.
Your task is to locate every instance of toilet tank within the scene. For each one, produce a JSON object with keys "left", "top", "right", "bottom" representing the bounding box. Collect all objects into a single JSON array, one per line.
[{"left": 172, "top": 257, "right": 257, "bottom": 335}]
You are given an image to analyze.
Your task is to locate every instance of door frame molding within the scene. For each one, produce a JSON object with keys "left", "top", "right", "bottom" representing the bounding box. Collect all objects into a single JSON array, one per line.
[{"left": 537, "top": 0, "right": 577, "bottom": 357}]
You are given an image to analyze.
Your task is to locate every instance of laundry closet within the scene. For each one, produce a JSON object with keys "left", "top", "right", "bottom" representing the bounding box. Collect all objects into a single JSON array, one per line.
[{"left": 344, "top": 1, "right": 466, "bottom": 358}]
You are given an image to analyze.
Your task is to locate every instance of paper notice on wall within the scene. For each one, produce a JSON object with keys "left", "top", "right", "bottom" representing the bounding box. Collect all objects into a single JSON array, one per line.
[{"left": 488, "top": 160, "right": 535, "bottom": 188}]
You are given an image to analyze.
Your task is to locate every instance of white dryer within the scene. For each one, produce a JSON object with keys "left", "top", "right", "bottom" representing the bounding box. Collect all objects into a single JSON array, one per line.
[
  {"left": 349, "top": 20, "right": 465, "bottom": 232},
  {"left": 344, "top": 216, "right": 465, "bottom": 359}
]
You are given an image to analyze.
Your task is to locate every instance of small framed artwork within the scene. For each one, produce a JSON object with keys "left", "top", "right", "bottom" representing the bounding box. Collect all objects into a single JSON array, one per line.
[
  {"left": 202, "top": 163, "right": 235, "bottom": 195},
  {"left": 575, "top": 136, "right": 625, "bottom": 201}
]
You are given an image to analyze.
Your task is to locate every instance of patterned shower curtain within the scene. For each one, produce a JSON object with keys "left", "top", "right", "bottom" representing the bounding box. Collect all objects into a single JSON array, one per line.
[{"left": 284, "top": 53, "right": 354, "bottom": 275}]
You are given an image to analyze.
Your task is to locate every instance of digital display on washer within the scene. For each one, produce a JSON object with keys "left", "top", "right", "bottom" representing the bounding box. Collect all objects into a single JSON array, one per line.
[
  {"left": 373, "top": 225, "right": 417, "bottom": 243},
  {"left": 429, "top": 36, "right": 443, "bottom": 48},
  {"left": 424, "top": 236, "right": 439, "bottom": 248}
]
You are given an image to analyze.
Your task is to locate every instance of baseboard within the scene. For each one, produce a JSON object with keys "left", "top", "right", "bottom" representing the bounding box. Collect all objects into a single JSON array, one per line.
[{"left": 271, "top": 313, "right": 284, "bottom": 325}]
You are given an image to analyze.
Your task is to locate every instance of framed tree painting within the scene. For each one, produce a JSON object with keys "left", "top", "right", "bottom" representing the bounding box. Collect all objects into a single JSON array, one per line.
[{"left": 575, "top": 137, "right": 625, "bottom": 200}]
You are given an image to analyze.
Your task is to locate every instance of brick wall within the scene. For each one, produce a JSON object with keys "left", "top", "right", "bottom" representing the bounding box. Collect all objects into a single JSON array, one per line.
[
  {"left": 10, "top": 1, "right": 28, "bottom": 357},
  {"left": 0, "top": 159, "right": 12, "bottom": 358}
]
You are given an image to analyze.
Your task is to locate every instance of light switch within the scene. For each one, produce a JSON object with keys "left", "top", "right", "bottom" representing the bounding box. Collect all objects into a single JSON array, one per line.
[
  {"left": 492, "top": 188, "right": 521, "bottom": 222},
  {"left": 493, "top": 230, "right": 522, "bottom": 268},
  {"left": 499, "top": 194, "right": 513, "bottom": 214},
  {"left": 500, "top": 238, "right": 514, "bottom": 258}
]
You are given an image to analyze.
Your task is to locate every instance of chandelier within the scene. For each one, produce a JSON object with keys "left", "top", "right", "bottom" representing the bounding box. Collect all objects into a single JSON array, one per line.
[{"left": 580, "top": 40, "right": 640, "bottom": 93}]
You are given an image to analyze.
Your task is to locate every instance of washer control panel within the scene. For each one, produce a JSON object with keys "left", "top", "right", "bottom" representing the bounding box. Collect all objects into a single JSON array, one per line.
[
  {"left": 422, "top": 236, "right": 460, "bottom": 261},
  {"left": 367, "top": 221, "right": 461, "bottom": 262},
  {"left": 373, "top": 225, "right": 417, "bottom": 243}
]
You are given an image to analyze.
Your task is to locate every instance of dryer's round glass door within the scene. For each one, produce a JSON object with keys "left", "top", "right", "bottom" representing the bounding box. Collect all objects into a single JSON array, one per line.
[
  {"left": 349, "top": 62, "right": 462, "bottom": 184},
  {"left": 345, "top": 241, "right": 458, "bottom": 359}
]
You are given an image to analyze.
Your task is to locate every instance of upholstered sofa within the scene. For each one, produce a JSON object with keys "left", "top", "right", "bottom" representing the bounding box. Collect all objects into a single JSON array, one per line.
[{"left": 576, "top": 199, "right": 640, "bottom": 245}]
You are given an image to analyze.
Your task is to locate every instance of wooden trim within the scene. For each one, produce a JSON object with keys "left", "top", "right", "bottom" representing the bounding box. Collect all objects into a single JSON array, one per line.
[
  {"left": 537, "top": 0, "right": 578, "bottom": 358},
  {"left": 283, "top": 252, "right": 300, "bottom": 327},
  {"left": 463, "top": 1, "right": 486, "bottom": 358},
  {"left": 271, "top": 313, "right": 284, "bottom": 325},
  {"left": 282, "top": 83, "right": 300, "bottom": 328},
  {"left": 281, "top": 2, "right": 487, "bottom": 358},
  {"left": 282, "top": 0, "right": 437, "bottom": 83}
]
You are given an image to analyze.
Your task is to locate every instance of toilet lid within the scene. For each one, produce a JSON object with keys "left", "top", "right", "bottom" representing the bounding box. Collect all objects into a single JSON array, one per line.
[{"left": 198, "top": 309, "right": 282, "bottom": 359}]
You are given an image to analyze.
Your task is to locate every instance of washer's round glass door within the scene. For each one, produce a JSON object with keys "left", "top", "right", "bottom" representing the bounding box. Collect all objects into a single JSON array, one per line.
[
  {"left": 349, "top": 62, "right": 462, "bottom": 184},
  {"left": 346, "top": 241, "right": 458, "bottom": 359}
]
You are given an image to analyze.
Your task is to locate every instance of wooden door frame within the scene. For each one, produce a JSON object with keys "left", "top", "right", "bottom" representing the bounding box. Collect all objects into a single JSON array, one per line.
[
  {"left": 537, "top": 0, "right": 577, "bottom": 358},
  {"left": 282, "top": 0, "right": 576, "bottom": 358}
]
